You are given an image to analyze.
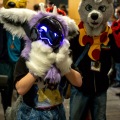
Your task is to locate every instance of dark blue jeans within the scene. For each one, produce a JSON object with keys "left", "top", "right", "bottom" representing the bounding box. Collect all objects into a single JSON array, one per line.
[
  {"left": 17, "top": 102, "right": 66, "bottom": 120},
  {"left": 70, "top": 86, "right": 107, "bottom": 120}
]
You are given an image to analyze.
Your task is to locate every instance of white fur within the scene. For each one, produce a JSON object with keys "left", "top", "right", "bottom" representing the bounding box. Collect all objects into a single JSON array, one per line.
[
  {"left": 2, "top": 23, "right": 26, "bottom": 38},
  {"left": 56, "top": 39, "right": 72, "bottom": 75},
  {"left": 0, "top": 7, "right": 73, "bottom": 77},
  {"left": 0, "top": 8, "right": 36, "bottom": 38},
  {"left": 26, "top": 38, "right": 72, "bottom": 77},
  {"left": 94, "top": 0, "right": 102, "bottom": 3},
  {"left": 26, "top": 40, "right": 56, "bottom": 77},
  {"left": 0, "top": 8, "right": 36, "bottom": 23}
]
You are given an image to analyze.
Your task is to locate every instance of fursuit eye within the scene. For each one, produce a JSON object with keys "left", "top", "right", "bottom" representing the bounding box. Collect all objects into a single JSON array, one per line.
[
  {"left": 85, "top": 4, "right": 92, "bottom": 11},
  {"left": 98, "top": 6, "right": 106, "bottom": 12}
]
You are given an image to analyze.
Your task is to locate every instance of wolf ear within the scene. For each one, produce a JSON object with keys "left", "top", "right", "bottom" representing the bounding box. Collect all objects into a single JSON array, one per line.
[{"left": 0, "top": 8, "right": 37, "bottom": 38}]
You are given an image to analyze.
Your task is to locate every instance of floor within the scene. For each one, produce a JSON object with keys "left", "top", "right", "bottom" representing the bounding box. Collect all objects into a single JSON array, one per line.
[{"left": 0, "top": 87, "right": 120, "bottom": 120}]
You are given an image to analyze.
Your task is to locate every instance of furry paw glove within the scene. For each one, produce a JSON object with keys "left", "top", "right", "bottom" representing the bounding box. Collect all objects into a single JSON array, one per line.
[
  {"left": 55, "top": 39, "right": 72, "bottom": 76},
  {"left": 26, "top": 41, "right": 56, "bottom": 78}
]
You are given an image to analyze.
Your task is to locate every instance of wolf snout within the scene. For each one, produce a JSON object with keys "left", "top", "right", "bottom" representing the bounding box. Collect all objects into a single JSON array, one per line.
[{"left": 91, "top": 13, "right": 98, "bottom": 20}]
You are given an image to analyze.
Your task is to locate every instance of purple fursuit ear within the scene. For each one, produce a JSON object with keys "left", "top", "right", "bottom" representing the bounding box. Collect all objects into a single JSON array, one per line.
[{"left": 44, "top": 65, "right": 61, "bottom": 84}]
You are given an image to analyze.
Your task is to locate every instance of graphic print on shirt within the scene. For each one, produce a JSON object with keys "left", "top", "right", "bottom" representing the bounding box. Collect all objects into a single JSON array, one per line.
[{"left": 34, "top": 78, "right": 62, "bottom": 108}]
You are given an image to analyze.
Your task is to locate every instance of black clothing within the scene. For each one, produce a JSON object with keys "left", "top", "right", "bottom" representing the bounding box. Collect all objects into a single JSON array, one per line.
[
  {"left": 14, "top": 57, "right": 37, "bottom": 107},
  {"left": 0, "top": 24, "right": 8, "bottom": 62},
  {"left": 0, "top": 23, "right": 24, "bottom": 63},
  {"left": 70, "top": 33, "right": 120, "bottom": 95},
  {"left": 0, "top": 23, "right": 24, "bottom": 112}
]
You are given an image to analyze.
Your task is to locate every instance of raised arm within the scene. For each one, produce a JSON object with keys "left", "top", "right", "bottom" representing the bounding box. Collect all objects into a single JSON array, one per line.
[{"left": 65, "top": 68, "right": 82, "bottom": 87}]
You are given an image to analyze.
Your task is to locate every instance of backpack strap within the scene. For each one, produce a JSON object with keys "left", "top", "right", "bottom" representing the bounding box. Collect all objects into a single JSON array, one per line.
[{"left": 74, "top": 44, "right": 90, "bottom": 67}]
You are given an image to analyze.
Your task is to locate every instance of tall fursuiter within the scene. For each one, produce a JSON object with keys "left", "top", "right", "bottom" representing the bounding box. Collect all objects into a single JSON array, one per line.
[
  {"left": 0, "top": 5, "right": 81, "bottom": 120},
  {"left": 69, "top": 0, "right": 120, "bottom": 120},
  {"left": 0, "top": 0, "right": 27, "bottom": 113}
]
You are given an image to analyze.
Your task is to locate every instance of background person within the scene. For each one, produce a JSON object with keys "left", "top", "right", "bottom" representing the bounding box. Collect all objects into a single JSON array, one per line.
[
  {"left": 0, "top": 0, "right": 26, "bottom": 114},
  {"left": 33, "top": 4, "right": 40, "bottom": 12}
]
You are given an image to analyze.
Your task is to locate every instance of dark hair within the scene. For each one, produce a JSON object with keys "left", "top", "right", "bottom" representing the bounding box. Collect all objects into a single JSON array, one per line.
[
  {"left": 59, "top": 4, "right": 68, "bottom": 15},
  {"left": 33, "top": 4, "right": 40, "bottom": 11},
  {"left": 48, "top": 1, "right": 54, "bottom": 5}
]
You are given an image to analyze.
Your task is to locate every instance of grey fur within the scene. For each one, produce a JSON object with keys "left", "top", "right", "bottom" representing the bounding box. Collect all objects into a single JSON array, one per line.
[{"left": 78, "top": 0, "right": 114, "bottom": 36}]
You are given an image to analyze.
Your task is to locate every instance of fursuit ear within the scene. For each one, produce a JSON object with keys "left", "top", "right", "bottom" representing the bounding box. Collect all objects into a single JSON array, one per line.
[{"left": 0, "top": 8, "right": 37, "bottom": 38}]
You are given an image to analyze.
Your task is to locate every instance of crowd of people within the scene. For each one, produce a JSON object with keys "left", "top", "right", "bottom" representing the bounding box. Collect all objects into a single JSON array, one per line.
[
  {"left": 0, "top": 0, "right": 120, "bottom": 120},
  {"left": 33, "top": 1, "right": 68, "bottom": 15},
  {"left": 111, "top": 6, "right": 120, "bottom": 96},
  {"left": 107, "top": 6, "right": 120, "bottom": 91},
  {"left": 0, "top": 0, "right": 25, "bottom": 114}
]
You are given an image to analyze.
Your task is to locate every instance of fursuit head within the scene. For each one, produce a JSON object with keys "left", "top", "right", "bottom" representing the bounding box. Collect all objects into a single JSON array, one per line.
[
  {"left": 3, "top": 0, "right": 27, "bottom": 8},
  {"left": 78, "top": 0, "right": 114, "bottom": 36},
  {"left": 0, "top": 6, "right": 78, "bottom": 84}
]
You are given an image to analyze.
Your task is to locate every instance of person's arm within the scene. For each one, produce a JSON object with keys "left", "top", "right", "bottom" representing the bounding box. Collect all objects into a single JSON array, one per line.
[
  {"left": 15, "top": 72, "right": 37, "bottom": 96},
  {"left": 64, "top": 68, "right": 82, "bottom": 87}
]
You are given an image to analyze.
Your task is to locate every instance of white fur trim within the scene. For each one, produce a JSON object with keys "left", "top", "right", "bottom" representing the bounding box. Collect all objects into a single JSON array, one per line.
[
  {"left": 0, "top": 8, "right": 36, "bottom": 38},
  {"left": 0, "top": 8, "right": 36, "bottom": 23},
  {"left": 26, "top": 39, "right": 72, "bottom": 77},
  {"left": 56, "top": 39, "right": 72, "bottom": 75},
  {"left": 26, "top": 41, "right": 56, "bottom": 77}
]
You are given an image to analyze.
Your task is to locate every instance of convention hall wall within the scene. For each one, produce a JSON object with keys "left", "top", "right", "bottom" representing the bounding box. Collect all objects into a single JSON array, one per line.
[
  {"left": 27, "top": 0, "right": 45, "bottom": 9},
  {"left": 27, "top": 0, "right": 67, "bottom": 9}
]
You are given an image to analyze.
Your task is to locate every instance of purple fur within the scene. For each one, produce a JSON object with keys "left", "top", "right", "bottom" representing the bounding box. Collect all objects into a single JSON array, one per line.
[
  {"left": 44, "top": 66, "right": 61, "bottom": 83},
  {"left": 21, "top": 12, "right": 69, "bottom": 60},
  {"left": 29, "top": 11, "right": 68, "bottom": 37},
  {"left": 21, "top": 36, "right": 31, "bottom": 60}
]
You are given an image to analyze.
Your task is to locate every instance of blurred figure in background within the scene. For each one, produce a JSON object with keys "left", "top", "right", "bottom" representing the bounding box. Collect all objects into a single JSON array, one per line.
[
  {"left": 33, "top": 4, "right": 40, "bottom": 12},
  {"left": 111, "top": 6, "right": 120, "bottom": 88},
  {"left": 46, "top": 0, "right": 54, "bottom": 8},
  {"left": 107, "top": 14, "right": 117, "bottom": 27},
  {"left": 59, "top": 4, "right": 68, "bottom": 15},
  {"left": 46, "top": 6, "right": 66, "bottom": 16},
  {"left": 114, "top": 6, "right": 120, "bottom": 20},
  {"left": 0, "top": 0, "right": 26, "bottom": 114}
]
